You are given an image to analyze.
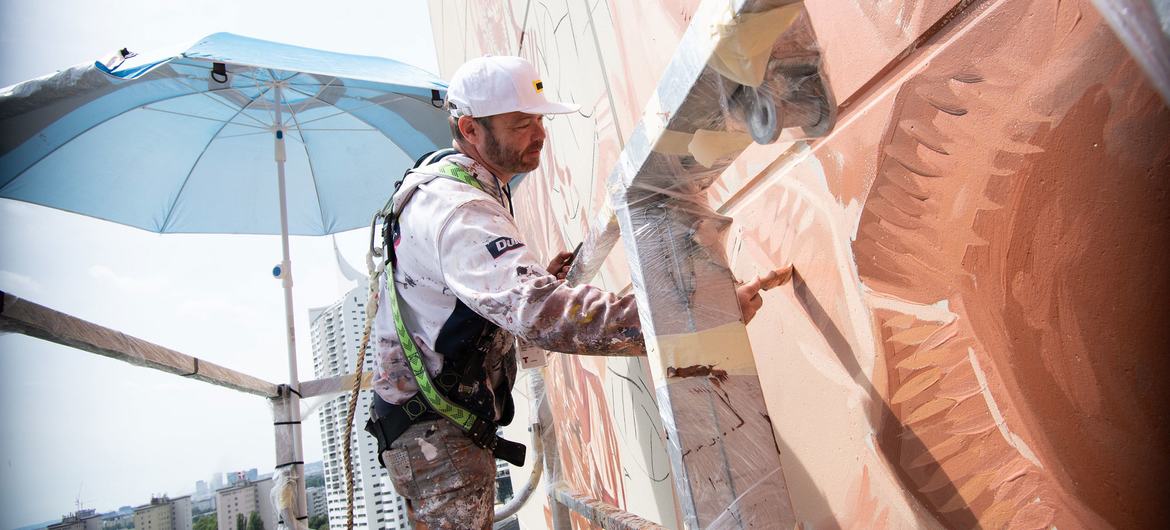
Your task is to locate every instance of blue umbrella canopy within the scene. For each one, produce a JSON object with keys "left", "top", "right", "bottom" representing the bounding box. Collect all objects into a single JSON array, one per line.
[
  {"left": 0, "top": 34, "right": 453, "bottom": 518},
  {"left": 0, "top": 32, "right": 451, "bottom": 235}
]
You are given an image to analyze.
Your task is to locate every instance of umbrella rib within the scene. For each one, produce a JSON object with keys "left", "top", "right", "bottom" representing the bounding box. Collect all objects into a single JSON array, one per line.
[
  {"left": 282, "top": 85, "right": 408, "bottom": 133},
  {"left": 293, "top": 75, "right": 338, "bottom": 117},
  {"left": 165, "top": 76, "right": 273, "bottom": 129},
  {"left": 280, "top": 93, "right": 329, "bottom": 233},
  {"left": 296, "top": 128, "right": 378, "bottom": 131},
  {"left": 261, "top": 72, "right": 286, "bottom": 128},
  {"left": 216, "top": 130, "right": 276, "bottom": 140},
  {"left": 139, "top": 106, "right": 269, "bottom": 129},
  {"left": 158, "top": 84, "right": 276, "bottom": 232},
  {"left": 287, "top": 93, "right": 410, "bottom": 129}
]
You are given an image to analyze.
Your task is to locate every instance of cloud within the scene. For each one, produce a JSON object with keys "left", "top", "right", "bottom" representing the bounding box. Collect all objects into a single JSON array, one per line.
[
  {"left": 87, "top": 264, "right": 170, "bottom": 294},
  {"left": 0, "top": 270, "right": 43, "bottom": 295}
]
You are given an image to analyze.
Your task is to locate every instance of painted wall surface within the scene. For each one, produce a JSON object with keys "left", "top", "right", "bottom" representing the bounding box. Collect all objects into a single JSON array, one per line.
[{"left": 429, "top": 0, "right": 1169, "bottom": 528}]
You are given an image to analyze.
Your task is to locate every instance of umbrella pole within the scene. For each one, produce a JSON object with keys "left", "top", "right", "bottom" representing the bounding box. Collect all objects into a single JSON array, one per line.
[{"left": 273, "top": 81, "right": 308, "bottom": 527}]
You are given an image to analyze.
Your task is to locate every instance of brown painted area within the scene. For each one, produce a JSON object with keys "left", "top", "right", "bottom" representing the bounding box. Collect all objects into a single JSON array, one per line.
[
  {"left": 665, "top": 364, "right": 729, "bottom": 383},
  {"left": 853, "top": 0, "right": 1170, "bottom": 527},
  {"left": 970, "top": 64, "right": 1170, "bottom": 530}
]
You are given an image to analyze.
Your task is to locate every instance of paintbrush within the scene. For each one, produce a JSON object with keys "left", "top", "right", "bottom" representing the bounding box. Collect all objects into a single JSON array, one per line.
[{"left": 757, "top": 265, "right": 794, "bottom": 292}]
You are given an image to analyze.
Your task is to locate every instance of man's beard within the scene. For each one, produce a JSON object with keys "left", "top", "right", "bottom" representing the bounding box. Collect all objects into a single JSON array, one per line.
[{"left": 484, "top": 127, "right": 540, "bottom": 174}]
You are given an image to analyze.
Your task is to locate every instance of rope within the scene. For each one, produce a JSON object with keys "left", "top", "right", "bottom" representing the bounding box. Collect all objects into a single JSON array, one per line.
[{"left": 343, "top": 244, "right": 383, "bottom": 530}]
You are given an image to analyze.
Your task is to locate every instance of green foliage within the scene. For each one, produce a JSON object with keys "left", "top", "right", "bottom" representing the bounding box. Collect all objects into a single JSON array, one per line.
[
  {"left": 246, "top": 511, "right": 264, "bottom": 530},
  {"left": 304, "top": 473, "right": 325, "bottom": 488},
  {"left": 236, "top": 513, "right": 246, "bottom": 530},
  {"left": 193, "top": 514, "right": 217, "bottom": 530},
  {"left": 308, "top": 514, "right": 328, "bottom": 530}
]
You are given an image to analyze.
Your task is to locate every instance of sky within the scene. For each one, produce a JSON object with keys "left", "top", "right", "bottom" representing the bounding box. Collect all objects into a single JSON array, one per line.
[{"left": 0, "top": 1, "right": 439, "bottom": 527}]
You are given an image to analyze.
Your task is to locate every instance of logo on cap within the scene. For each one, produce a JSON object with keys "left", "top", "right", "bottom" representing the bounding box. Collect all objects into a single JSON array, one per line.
[{"left": 533, "top": 80, "right": 544, "bottom": 93}]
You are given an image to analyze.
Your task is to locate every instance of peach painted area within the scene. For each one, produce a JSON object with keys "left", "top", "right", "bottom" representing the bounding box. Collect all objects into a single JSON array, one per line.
[
  {"left": 431, "top": 0, "right": 1169, "bottom": 527},
  {"left": 804, "top": 0, "right": 960, "bottom": 105}
]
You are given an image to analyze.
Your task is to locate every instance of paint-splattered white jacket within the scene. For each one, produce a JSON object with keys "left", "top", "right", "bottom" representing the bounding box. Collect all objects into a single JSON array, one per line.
[{"left": 372, "top": 153, "right": 643, "bottom": 420}]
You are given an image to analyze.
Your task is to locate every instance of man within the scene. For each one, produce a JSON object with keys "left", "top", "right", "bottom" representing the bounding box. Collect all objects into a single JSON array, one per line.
[{"left": 367, "top": 56, "right": 771, "bottom": 529}]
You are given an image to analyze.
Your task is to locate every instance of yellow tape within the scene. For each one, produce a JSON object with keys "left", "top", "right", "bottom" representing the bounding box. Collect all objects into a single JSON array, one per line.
[
  {"left": 709, "top": 4, "right": 802, "bottom": 87},
  {"left": 689, "top": 128, "right": 753, "bottom": 167},
  {"left": 652, "top": 129, "right": 695, "bottom": 156},
  {"left": 645, "top": 321, "right": 759, "bottom": 382}
]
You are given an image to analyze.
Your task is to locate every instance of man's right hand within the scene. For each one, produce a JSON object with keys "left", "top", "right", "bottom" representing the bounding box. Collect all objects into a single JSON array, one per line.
[
  {"left": 547, "top": 251, "right": 574, "bottom": 280},
  {"left": 736, "top": 266, "right": 794, "bottom": 324}
]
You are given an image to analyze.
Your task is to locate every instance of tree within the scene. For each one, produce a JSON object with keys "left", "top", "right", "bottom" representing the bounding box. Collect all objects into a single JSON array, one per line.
[
  {"left": 308, "top": 515, "right": 328, "bottom": 530},
  {"left": 247, "top": 511, "right": 264, "bottom": 530},
  {"left": 236, "top": 513, "right": 246, "bottom": 530},
  {"left": 193, "top": 514, "right": 217, "bottom": 530}
]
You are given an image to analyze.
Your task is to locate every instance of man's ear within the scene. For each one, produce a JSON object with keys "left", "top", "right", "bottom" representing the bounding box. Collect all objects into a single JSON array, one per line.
[{"left": 458, "top": 116, "right": 479, "bottom": 142}]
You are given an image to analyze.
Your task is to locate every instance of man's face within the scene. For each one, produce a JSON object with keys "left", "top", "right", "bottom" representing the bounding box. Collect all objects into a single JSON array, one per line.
[{"left": 475, "top": 112, "right": 546, "bottom": 175}]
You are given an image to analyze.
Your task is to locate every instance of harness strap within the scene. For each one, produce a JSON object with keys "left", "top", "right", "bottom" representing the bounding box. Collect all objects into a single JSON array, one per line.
[{"left": 369, "top": 154, "right": 526, "bottom": 467}]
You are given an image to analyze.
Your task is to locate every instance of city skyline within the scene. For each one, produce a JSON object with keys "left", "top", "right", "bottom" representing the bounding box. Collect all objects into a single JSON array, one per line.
[{"left": 31, "top": 461, "right": 328, "bottom": 530}]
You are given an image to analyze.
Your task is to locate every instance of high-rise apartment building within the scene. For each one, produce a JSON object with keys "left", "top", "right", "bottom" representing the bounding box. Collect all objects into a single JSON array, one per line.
[
  {"left": 310, "top": 283, "right": 409, "bottom": 530},
  {"left": 306, "top": 486, "right": 328, "bottom": 518},
  {"left": 215, "top": 478, "right": 275, "bottom": 530}
]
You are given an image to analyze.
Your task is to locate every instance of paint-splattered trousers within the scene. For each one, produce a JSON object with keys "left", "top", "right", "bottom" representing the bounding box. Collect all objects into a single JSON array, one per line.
[{"left": 382, "top": 419, "right": 496, "bottom": 529}]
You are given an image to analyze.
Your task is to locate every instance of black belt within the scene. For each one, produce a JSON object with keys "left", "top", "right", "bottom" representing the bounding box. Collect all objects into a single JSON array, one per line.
[{"left": 365, "top": 380, "right": 525, "bottom": 467}]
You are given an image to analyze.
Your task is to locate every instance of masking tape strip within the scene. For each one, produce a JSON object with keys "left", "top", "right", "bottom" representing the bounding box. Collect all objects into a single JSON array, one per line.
[
  {"left": 710, "top": 4, "right": 804, "bottom": 87},
  {"left": 645, "top": 320, "right": 758, "bottom": 383}
]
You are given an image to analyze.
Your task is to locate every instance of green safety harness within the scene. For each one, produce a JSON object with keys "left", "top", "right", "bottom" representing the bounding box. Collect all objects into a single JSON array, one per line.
[{"left": 365, "top": 153, "right": 526, "bottom": 467}]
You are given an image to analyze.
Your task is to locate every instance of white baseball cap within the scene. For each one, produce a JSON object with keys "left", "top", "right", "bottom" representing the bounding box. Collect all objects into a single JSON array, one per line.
[{"left": 446, "top": 56, "right": 579, "bottom": 118}]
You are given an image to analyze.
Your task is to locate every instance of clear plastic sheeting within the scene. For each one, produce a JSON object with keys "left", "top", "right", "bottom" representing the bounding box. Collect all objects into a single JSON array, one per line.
[
  {"left": 564, "top": 203, "right": 621, "bottom": 287},
  {"left": 1090, "top": 0, "right": 1170, "bottom": 103},
  {"left": 612, "top": 0, "right": 833, "bottom": 336},
  {"left": 271, "top": 467, "right": 309, "bottom": 530},
  {"left": 270, "top": 386, "right": 308, "bottom": 530},
  {"left": 597, "top": 0, "right": 834, "bottom": 527},
  {"left": 568, "top": 0, "right": 832, "bottom": 290},
  {"left": 654, "top": 373, "right": 794, "bottom": 528}
]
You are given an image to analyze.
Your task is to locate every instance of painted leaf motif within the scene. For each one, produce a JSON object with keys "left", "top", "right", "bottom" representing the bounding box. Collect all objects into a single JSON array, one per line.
[
  {"left": 905, "top": 398, "right": 956, "bottom": 424},
  {"left": 888, "top": 324, "right": 941, "bottom": 347},
  {"left": 907, "top": 433, "right": 971, "bottom": 469},
  {"left": 939, "top": 471, "right": 994, "bottom": 512},
  {"left": 891, "top": 368, "right": 942, "bottom": 404}
]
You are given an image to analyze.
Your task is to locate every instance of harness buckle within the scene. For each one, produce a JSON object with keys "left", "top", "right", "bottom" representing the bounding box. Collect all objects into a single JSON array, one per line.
[{"left": 467, "top": 418, "right": 497, "bottom": 450}]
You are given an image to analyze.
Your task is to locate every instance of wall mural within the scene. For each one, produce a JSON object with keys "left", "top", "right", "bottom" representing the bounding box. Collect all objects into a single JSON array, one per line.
[{"left": 429, "top": 0, "right": 1168, "bottom": 528}]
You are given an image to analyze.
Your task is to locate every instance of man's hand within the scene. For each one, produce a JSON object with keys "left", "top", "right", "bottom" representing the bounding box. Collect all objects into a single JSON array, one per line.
[
  {"left": 736, "top": 266, "right": 794, "bottom": 324},
  {"left": 547, "top": 250, "right": 574, "bottom": 280}
]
